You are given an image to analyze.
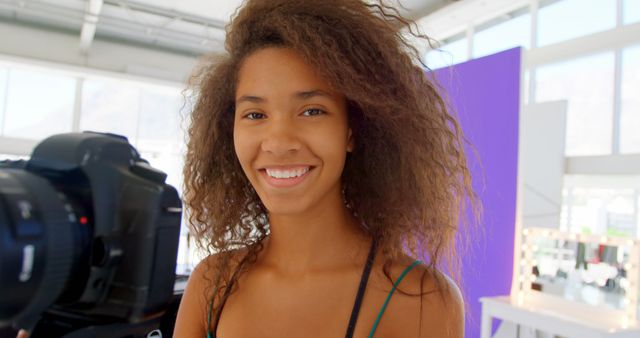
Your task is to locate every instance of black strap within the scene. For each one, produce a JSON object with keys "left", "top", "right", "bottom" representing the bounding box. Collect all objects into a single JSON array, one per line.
[{"left": 345, "top": 239, "right": 377, "bottom": 338}]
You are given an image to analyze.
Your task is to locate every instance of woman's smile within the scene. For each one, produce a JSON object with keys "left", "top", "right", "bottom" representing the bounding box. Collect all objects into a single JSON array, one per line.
[{"left": 258, "top": 165, "right": 317, "bottom": 189}]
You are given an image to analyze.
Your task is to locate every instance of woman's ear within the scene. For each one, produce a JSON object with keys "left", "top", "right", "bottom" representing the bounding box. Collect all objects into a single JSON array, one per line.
[{"left": 347, "top": 128, "right": 354, "bottom": 152}]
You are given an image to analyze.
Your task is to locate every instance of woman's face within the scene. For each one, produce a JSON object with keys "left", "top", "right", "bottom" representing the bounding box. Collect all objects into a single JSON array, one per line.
[{"left": 233, "top": 47, "right": 353, "bottom": 215}]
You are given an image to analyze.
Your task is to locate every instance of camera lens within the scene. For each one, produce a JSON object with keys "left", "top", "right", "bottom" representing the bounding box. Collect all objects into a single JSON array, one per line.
[{"left": 0, "top": 169, "right": 77, "bottom": 327}]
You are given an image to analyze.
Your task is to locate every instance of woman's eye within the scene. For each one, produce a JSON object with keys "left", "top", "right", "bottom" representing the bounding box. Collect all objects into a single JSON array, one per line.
[
  {"left": 244, "top": 112, "right": 265, "bottom": 120},
  {"left": 302, "top": 108, "right": 325, "bottom": 117}
]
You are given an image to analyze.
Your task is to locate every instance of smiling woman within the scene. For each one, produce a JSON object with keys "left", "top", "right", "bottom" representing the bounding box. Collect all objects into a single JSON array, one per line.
[{"left": 174, "top": 1, "right": 480, "bottom": 337}]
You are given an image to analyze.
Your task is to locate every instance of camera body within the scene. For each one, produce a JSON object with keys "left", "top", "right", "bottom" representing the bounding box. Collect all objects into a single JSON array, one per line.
[{"left": 0, "top": 132, "right": 182, "bottom": 336}]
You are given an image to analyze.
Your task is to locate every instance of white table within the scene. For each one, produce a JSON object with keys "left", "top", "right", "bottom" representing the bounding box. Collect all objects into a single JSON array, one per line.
[{"left": 480, "top": 294, "right": 640, "bottom": 338}]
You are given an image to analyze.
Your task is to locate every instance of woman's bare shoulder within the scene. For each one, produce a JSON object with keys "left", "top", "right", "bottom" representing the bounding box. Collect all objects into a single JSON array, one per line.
[
  {"left": 378, "top": 257, "right": 464, "bottom": 338},
  {"left": 173, "top": 254, "right": 217, "bottom": 337},
  {"left": 173, "top": 249, "right": 247, "bottom": 338},
  {"left": 415, "top": 267, "right": 464, "bottom": 338}
]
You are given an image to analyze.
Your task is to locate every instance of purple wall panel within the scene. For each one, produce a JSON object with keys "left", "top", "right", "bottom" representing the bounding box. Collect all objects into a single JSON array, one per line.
[{"left": 433, "top": 47, "right": 521, "bottom": 338}]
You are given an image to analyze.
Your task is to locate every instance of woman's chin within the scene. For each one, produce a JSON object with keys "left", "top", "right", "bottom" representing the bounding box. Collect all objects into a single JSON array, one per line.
[{"left": 264, "top": 200, "right": 311, "bottom": 217}]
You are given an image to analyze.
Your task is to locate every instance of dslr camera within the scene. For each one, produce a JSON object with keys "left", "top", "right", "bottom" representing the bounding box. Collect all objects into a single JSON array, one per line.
[{"left": 0, "top": 132, "right": 182, "bottom": 337}]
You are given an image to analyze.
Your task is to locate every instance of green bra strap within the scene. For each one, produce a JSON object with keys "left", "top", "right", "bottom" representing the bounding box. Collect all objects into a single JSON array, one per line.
[
  {"left": 368, "top": 260, "right": 422, "bottom": 338},
  {"left": 206, "top": 298, "right": 214, "bottom": 338}
]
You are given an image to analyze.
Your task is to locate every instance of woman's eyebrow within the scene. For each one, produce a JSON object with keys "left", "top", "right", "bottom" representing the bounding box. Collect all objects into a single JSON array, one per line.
[
  {"left": 235, "top": 89, "right": 333, "bottom": 105},
  {"left": 294, "top": 89, "right": 332, "bottom": 100},
  {"left": 235, "top": 95, "right": 264, "bottom": 105}
]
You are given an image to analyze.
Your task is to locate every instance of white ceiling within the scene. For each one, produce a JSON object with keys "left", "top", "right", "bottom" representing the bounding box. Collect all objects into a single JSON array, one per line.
[
  {"left": 0, "top": 0, "right": 455, "bottom": 56},
  {"left": 127, "top": 0, "right": 452, "bottom": 24},
  {"left": 131, "top": 0, "right": 245, "bottom": 23}
]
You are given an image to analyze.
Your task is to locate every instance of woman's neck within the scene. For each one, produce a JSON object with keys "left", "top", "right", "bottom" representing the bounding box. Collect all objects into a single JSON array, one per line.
[{"left": 258, "top": 192, "right": 370, "bottom": 277}]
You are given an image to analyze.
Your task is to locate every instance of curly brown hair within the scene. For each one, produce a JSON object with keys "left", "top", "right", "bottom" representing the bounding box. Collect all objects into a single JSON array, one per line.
[{"left": 183, "top": 0, "right": 481, "bottom": 327}]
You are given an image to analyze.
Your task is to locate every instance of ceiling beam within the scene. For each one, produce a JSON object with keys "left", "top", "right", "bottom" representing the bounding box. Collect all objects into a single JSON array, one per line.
[
  {"left": 103, "top": 0, "right": 226, "bottom": 29},
  {"left": 80, "top": 0, "right": 104, "bottom": 52},
  {"left": 404, "top": 0, "right": 457, "bottom": 21}
]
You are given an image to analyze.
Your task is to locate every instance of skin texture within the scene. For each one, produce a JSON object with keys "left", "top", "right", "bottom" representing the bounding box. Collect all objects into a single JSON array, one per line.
[{"left": 174, "top": 48, "right": 464, "bottom": 338}]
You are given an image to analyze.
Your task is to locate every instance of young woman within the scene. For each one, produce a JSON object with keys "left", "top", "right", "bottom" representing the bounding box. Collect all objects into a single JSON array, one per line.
[{"left": 174, "top": 0, "right": 479, "bottom": 337}]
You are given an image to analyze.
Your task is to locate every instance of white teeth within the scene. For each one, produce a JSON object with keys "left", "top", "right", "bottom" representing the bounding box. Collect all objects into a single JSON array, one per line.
[{"left": 265, "top": 167, "right": 310, "bottom": 179}]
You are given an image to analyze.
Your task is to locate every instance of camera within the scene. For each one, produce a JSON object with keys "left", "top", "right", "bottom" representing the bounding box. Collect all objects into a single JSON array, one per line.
[{"left": 0, "top": 132, "right": 182, "bottom": 337}]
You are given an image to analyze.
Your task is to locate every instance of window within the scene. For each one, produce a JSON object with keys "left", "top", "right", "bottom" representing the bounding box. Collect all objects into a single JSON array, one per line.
[
  {"left": 473, "top": 9, "right": 530, "bottom": 58},
  {"left": 137, "top": 89, "right": 185, "bottom": 154},
  {"left": 0, "top": 154, "right": 28, "bottom": 161},
  {"left": 80, "top": 79, "right": 141, "bottom": 142},
  {"left": 136, "top": 88, "right": 188, "bottom": 273},
  {"left": 425, "top": 34, "right": 468, "bottom": 70},
  {"left": 620, "top": 45, "right": 640, "bottom": 154},
  {"left": 3, "top": 68, "right": 75, "bottom": 140},
  {"left": 176, "top": 224, "right": 208, "bottom": 275},
  {"left": 136, "top": 88, "right": 185, "bottom": 195},
  {"left": 561, "top": 175, "right": 639, "bottom": 238},
  {"left": 537, "top": 0, "right": 616, "bottom": 47},
  {"left": 535, "top": 52, "right": 615, "bottom": 156},
  {"left": 624, "top": 0, "right": 640, "bottom": 25},
  {"left": 0, "top": 68, "right": 7, "bottom": 133}
]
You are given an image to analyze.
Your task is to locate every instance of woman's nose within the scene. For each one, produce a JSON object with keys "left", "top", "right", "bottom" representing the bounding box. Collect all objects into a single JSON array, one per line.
[{"left": 260, "top": 119, "right": 302, "bottom": 156}]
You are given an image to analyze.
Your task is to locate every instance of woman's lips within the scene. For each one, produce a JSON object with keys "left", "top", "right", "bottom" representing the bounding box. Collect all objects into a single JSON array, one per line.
[{"left": 259, "top": 167, "right": 314, "bottom": 188}]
